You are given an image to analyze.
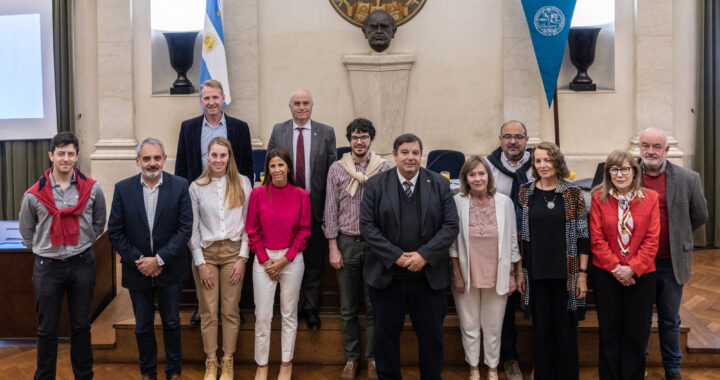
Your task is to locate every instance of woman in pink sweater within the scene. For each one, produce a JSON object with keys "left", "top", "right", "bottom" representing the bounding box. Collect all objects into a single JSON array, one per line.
[{"left": 246, "top": 148, "right": 311, "bottom": 380}]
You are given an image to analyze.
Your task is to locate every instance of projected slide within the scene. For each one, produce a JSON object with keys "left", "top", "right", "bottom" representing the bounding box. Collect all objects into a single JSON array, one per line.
[
  {"left": 0, "top": 0, "right": 56, "bottom": 141},
  {"left": 0, "top": 13, "right": 43, "bottom": 119}
]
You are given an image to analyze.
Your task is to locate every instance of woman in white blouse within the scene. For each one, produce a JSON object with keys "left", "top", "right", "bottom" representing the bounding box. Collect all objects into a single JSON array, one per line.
[
  {"left": 450, "top": 155, "right": 522, "bottom": 380},
  {"left": 189, "top": 137, "right": 253, "bottom": 380}
]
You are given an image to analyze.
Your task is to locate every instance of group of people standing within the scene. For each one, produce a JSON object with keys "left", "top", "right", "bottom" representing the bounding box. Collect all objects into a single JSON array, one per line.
[{"left": 18, "top": 79, "right": 708, "bottom": 380}]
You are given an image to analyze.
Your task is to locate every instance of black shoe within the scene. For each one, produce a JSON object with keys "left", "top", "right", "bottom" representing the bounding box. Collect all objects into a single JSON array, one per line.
[
  {"left": 305, "top": 310, "right": 321, "bottom": 330},
  {"left": 665, "top": 371, "right": 682, "bottom": 380},
  {"left": 190, "top": 308, "right": 201, "bottom": 327}
]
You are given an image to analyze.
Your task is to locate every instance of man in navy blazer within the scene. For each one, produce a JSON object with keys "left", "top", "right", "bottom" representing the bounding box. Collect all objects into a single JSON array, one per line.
[
  {"left": 108, "top": 138, "right": 192, "bottom": 380},
  {"left": 360, "top": 133, "right": 458, "bottom": 380},
  {"left": 175, "top": 79, "right": 254, "bottom": 183},
  {"left": 174, "top": 79, "right": 253, "bottom": 326}
]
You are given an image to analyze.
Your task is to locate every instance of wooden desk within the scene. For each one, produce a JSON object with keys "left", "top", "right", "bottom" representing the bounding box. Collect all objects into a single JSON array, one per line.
[{"left": 0, "top": 232, "right": 116, "bottom": 339}]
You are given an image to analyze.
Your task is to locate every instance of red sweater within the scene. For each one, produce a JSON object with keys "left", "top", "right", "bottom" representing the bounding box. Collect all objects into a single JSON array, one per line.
[
  {"left": 642, "top": 173, "right": 671, "bottom": 259},
  {"left": 589, "top": 189, "right": 660, "bottom": 277},
  {"left": 246, "top": 183, "right": 311, "bottom": 263}
]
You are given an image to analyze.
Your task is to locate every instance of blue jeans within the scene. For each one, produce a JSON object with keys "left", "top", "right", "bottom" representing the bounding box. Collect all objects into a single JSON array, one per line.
[
  {"left": 32, "top": 250, "right": 96, "bottom": 380},
  {"left": 645, "top": 259, "right": 684, "bottom": 373},
  {"left": 129, "top": 283, "right": 183, "bottom": 379}
]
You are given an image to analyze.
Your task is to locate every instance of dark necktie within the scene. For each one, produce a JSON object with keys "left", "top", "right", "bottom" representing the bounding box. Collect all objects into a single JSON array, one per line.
[
  {"left": 295, "top": 127, "right": 306, "bottom": 189},
  {"left": 403, "top": 181, "right": 412, "bottom": 197}
]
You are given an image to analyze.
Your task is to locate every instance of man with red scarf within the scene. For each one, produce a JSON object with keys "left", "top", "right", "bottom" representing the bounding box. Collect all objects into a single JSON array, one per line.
[{"left": 19, "top": 132, "right": 107, "bottom": 380}]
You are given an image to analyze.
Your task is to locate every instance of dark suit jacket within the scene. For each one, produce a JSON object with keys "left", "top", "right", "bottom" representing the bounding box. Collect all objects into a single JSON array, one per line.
[
  {"left": 108, "top": 172, "right": 193, "bottom": 290},
  {"left": 267, "top": 119, "right": 336, "bottom": 223},
  {"left": 360, "top": 167, "right": 459, "bottom": 290},
  {"left": 175, "top": 114, "right": 254, "bottom": 183}
]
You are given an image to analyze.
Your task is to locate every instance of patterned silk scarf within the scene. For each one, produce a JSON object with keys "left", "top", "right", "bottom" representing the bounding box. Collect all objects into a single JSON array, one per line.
[{"left": 615, "top": 192, "right": 635, "bottom": 256}]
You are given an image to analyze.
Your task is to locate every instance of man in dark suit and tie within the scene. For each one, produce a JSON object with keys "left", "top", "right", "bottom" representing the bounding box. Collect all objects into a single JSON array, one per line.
[
  {"left": 267, "top": 88, "right": 337, "bottom": 329},
  {"left": 360, "top": 133, "right": 459, "bottom": 380},
  {"left": 108, "top": 138, "right": 193, "bottom": 380},
  {"left": 175, "top": 79, "right": 253, "bottom": 325}
]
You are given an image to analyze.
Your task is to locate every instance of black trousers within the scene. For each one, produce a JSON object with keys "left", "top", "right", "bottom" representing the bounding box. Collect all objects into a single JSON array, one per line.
[
  {"left": 500, "top": 291, "right": 520, "bottom": 363},
  {"left": 530, "top": 279, "right": 579, "bottom": 380},
  {"left": 298, "top": 219, "right": 326, "bottom": 313},
  {"left": 369, "top": 278, "right": 447, "bottom": 380},
  {"left": 594, "top": 267, "right": 656, "bottom": 380},
  {"left": 32, "top": 250, "right": 96, "bottom": 380}
]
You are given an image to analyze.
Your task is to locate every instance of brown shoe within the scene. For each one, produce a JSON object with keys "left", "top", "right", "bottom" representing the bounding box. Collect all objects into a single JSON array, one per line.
[
  {"left": 340, "top": 360, "right": 358, "bottom": 380},
  {"left": 367, "top": 360, "right": 378, "bottom": 380}
]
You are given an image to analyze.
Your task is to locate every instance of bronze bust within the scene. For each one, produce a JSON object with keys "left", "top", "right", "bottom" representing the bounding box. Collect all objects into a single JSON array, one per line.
[{"left": 362, "top": 9, "right": 397, "bottom": 53}]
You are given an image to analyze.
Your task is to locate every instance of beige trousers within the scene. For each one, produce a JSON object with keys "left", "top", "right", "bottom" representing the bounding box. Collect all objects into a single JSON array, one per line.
[
  {"left": 453, "top": 286, "right": 508, "bottom": 367},
  {"left": 192, "top": 239, "right": 244, "bottom": 356}
]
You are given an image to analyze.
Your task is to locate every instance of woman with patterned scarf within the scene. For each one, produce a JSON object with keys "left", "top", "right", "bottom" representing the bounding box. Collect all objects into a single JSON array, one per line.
[
  {"left": 590, "top": 150, "right": 659, "bottom": 380},
  {"left": 518, "top": 141, "right": 589, "bottom": 380}
]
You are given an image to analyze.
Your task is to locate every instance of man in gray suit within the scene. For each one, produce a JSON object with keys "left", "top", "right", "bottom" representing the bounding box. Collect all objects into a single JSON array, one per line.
[
  {"left": 267, "top": 88, "right": 337, "bottom": 329},
  {"left": 639, "top": 128, "right": 708, "bottom": 380}
]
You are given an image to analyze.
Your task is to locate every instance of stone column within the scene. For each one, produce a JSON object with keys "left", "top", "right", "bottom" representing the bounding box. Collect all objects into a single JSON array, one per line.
[
  {"left": 90, "top": 0, "right": 138, "bottom": 203},
  {"left": 502, "top": 0, "right": 543, "bottom": 147},
  {"left": 343, "top": 53, "right": 415, "bottom": 155},
  {"left": 632, "top": 0, "right": 682, "bottom": 163}
]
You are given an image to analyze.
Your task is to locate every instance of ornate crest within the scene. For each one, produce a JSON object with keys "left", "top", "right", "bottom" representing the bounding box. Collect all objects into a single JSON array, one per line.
[
  {"left": 533, "top": 6, "right": 565, "bottom": 37},
  {"left": 330, "top": 0, "right": 427, "bottom": 27}
]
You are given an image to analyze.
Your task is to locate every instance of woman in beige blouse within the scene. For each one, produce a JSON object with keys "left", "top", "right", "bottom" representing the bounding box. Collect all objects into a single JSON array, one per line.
[
  {"left": 189, "top": 137, "right": 253, "bottom": 380},
  {"left": 450, "top": 155, "right": 522, "bottom": 380}
]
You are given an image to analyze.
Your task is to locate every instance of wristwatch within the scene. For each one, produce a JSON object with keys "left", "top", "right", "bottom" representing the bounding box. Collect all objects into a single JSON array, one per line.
[{"left": 578, "top": 268, "right": 588, "bottom": 274}]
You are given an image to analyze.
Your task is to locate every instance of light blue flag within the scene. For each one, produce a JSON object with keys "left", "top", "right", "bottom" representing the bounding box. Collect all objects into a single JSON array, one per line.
[
  {"left": 521, "top": 0, "right": 577, "bottom": 107},
  {"left": 200, "top": 0, "right": 230, "bottom": 105}
]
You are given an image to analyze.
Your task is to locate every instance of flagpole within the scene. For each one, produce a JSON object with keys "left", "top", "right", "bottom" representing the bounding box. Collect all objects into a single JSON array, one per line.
[{"left": 553, "top": 89, "right": 560, "bottom": 147}]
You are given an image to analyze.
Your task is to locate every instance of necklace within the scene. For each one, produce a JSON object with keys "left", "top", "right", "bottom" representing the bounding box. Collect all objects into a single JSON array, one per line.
[
  {"left": 541, "top": 188, "right": 557, "bottom": 209},
  {"left": 470, "top": 196, "right": 495, "bottom": 235}
]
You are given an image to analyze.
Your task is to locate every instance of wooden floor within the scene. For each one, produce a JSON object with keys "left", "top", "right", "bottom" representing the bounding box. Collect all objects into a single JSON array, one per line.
[
  {"left": 1, "top": 343, "right": 719, "bottom": 380},
  {"left": 2, "top": 250, "right": 720, "bottom": 379}
]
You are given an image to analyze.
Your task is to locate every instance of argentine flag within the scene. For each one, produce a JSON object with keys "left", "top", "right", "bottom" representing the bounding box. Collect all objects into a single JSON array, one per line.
[{"left": 200, "top": 0, "right": 231, "bottom": 105}]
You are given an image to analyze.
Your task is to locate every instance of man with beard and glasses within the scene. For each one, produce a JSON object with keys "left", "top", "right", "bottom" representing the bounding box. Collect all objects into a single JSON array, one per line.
[
  {"left": 484, "top": 120, "right": 533, "bottom": 380},
  {"left": 324, "top": 118, "right": 390, "bottom": 380},
  {"left": 19, "top": 132, "right": 106, "bottom": 380},
  {"left": 108, "top": 138, "right": 193, "bottom": 380},
  {"left": 638, "top": 128, "right": 707, "bottom": 380},
  {"left": 362, "top": 9, "right": 397, "bottom": 53}
]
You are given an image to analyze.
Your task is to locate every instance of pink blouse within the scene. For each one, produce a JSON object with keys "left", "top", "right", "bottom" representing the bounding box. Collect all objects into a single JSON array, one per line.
[
  {"left": 246, "top": 183, "right": 311, "bottom": 263},
  {"left": 468, "top": 199, "right": 499, "bottom": 289}
]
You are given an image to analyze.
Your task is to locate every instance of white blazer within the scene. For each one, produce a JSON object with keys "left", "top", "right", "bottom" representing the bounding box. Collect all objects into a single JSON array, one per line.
[{"left": 449, "top": 192, "right": 521, "bottom": 295}]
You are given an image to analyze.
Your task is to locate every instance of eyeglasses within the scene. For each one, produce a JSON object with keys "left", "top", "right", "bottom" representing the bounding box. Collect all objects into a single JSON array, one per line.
[
  {"left": 609, "top": 166, "right": 632, "bottom": 176},
  {"left": 350, "top": 135, "right": 371, "bottom": 142},
  {"left": 502, "top": 134, "right": 526, "bottom": 141}
]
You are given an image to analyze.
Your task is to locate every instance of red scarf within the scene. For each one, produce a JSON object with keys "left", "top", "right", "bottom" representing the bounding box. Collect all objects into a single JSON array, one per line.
[{"left": 27, "top": 168, "right": 96, "bottom": 247}]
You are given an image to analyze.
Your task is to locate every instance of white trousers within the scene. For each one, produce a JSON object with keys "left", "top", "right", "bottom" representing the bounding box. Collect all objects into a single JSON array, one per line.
[
  {"left": 453, "top": 286, "right": 508, "bottom": 367},
  {"left": 253, "top": 249, "right": 304, "bottom": 365}
]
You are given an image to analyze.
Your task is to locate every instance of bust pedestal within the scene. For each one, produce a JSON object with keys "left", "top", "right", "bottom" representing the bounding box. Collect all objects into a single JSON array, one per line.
[{"left": 343, "top": 53, "right": 416, "bottom": 155}]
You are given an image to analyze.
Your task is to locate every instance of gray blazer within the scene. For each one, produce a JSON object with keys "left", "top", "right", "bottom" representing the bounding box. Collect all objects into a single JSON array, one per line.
[
  {"left": 267, "top": 119, "right": 336, "bottom": 223},
  {"left": 655, "top": 161, "right": 708, "bottom": 284}
]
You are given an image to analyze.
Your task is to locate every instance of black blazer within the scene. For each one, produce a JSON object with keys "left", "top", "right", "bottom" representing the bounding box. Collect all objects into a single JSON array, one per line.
[
  {"left": 267, "top": 119, "right": 337, "bottom": 223},
  {"left": 108, "top": 172, "right": 193, "bottom": 290},
  {"left": 360, "top": 167, "right": 459, "bottom": 290},
  {"left": 175, "top": 114, "right": 254, "bottom": 183}
]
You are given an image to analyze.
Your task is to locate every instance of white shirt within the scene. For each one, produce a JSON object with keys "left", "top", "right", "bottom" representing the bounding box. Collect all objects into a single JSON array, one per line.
[
  {"left": 188, "top": 174, "right": 252, "bottom": 266},
  {"left": 396, "top": 168, "right": 419, "bottom": 195},
  {"left": 140, "top": 174, "right": 165, "bottom": 265},
  {"left": 487, "top": 150, "right": 534, "bottom": 197},
  {"left": 292, "top": 120, "right": 312, "bottom": 191}
]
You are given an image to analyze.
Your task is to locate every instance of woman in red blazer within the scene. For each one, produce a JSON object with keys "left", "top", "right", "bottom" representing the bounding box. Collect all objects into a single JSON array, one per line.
[{"left": 590, "top": 150, "right": 660, "bottom": 380}]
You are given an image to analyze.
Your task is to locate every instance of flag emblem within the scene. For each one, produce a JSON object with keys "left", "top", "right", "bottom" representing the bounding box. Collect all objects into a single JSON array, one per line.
[
  {"left": 534, "top": 6, "right": 565, "bottom": 36},
  {"left": 203, "top": 34, "right": 218, "bottom": 53}
]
